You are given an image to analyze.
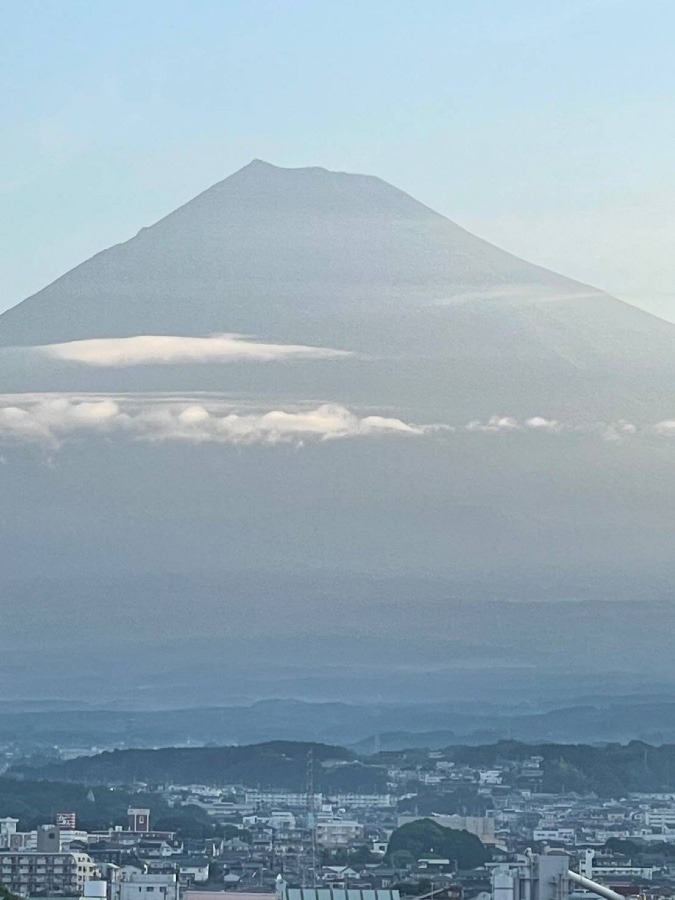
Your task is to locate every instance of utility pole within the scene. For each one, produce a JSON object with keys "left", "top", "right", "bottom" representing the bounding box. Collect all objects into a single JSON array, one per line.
[{"left": 306, "top": 749, "right": 317, "bottom": 887}]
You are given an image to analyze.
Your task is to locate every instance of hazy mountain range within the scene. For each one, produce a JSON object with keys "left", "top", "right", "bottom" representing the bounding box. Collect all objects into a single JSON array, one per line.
[
  {"left": 6, "top": 697, "right": 675, "bottom": 754},
  {"left": 0, "top": 161, "right": 673, "bottom": 707}
]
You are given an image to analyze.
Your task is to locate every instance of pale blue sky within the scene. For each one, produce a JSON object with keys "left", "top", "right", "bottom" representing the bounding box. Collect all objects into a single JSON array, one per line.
[{"left": 2, "top": 0, "right": 674, "bottom": 321}]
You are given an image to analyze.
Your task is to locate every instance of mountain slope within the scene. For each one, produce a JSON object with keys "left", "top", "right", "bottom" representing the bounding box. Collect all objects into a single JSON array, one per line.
[
  {"left": 1, "top": 160, "right": 673, "bottom": 419},
  {"left": 0, "top": 159, "right": 672, "bottom": 355},
  {"left": 11, "top": 741, "right": 384, "bottom": 791},
  {"left": 0, "top": 159, "right": 591, "bottom": 344}
]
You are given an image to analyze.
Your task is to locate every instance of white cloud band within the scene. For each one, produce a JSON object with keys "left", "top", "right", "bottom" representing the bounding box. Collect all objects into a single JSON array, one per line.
[
  {"left": 0, "top": 395, "right": 422, "bottom": 447},
  {"left": 36, "top": 333, "right": 351, "bottom": 367},
  {"left": 0, "top": 395, "right": 673, "bottom": 450}
]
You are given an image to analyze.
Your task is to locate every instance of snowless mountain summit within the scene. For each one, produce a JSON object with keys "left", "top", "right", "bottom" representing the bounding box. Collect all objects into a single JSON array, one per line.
[
  {"left": 1, "top": 160, "right": 673, "bottom": 418},
  {"left": 1, "top": 158, "right": 672, "bottom": 350}
]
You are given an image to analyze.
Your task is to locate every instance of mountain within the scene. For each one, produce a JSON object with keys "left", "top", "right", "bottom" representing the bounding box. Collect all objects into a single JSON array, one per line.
[
  {"left": 0, "top": 158, "right": 639, "bottom": 346},
  {"left": 1, "top": 160, "right": 674, "bottom": 418},
  {"left": 0, "top": 161, "right": 674, "bottom": 705}
]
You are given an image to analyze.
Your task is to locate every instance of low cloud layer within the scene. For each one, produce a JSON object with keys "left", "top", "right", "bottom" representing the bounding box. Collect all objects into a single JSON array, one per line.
[
  {"left": 0, "top": 395, "right": 422, "bottom": 447},
  {"left": 0, "top": 395, "right": 673, "bottom": 450},
  {"left": 36, "top": 333, "right": 351, "bottom": 367},
  {"left": 463, "top": 414, "right": 650, "bottom": 441}
]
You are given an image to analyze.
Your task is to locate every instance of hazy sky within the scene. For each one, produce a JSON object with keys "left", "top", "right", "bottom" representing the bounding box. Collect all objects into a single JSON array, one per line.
[{"left": 2, "top": 0, "right": 674, "bottom": 322}]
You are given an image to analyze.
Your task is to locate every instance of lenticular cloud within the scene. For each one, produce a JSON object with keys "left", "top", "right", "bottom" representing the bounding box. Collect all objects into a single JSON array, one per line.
[{"left": 36, "top": 333, "right": 352, "bottom": 367}]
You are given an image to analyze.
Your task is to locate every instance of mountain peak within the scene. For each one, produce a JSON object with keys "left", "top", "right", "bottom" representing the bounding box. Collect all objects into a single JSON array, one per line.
[
  {"left": 233, "top": 158, "right": 333, "bottom": 175},
  {"left": 239, "top": 157, "right": 280, "bottom": 171},
  {"left": 0, "top": 160, "right": 673, "bottom": 376},
  {"left": 243, "top": 158, "right": 339, "bottom": 173},
  {"left": 227, "top": 158, "right": 363, "bottom": 184}
]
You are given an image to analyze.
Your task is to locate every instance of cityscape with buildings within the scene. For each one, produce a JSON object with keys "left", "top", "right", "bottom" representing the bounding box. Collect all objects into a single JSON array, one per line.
[{"left": 5, "top": 742, "right": 675, "bottom": 900}]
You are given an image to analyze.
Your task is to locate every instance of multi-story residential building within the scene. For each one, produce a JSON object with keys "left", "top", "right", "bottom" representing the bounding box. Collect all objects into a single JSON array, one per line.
[
  {"left": 331, "top": 794, "right": 395, "bottom": 808},
  {"left": 580, "top": 848, "right": 656, "bottom": 882},
  {"left": 244, "top": 790, "right": 394, "bottom": 810},
  {"left": 245, "top": 791, "right": 322, "bottom": 807},
  {"left": 532, "top": 827, "right": 576, "bottom": 843},
  {"left": 479, "top": 770, "right": 503, "bottom": 786},
  {"left": 315, "top": 819, "right": 364, "bottom": 847},
  {"left": 269, "top": 811, "right": 296, "bottom": 829},
  {"left": 0, "top": 850, "right": 97, "bottom": 896},
  {"left": 59, "top": 829, "right": 91, "bottom": 850},
  {"left": 110, "top": 870, "right": 181, "bottom": 900},
  {"left": 184, "top": 799, "right": 242, "bottom": 820},
  {"left": 645, "top": 809, "right": 675, "bottom": 829}
]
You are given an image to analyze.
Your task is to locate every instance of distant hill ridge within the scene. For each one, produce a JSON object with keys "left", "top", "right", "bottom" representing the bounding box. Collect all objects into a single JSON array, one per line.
[
  {"left": 12, "top": 740, "right": 389, "bottom": 792},
  {"left": 4, "top": 698, "right": 675, "bottom": 751},
  {"left": 14, "top": 738, "right": 675, "bottom": 798}
]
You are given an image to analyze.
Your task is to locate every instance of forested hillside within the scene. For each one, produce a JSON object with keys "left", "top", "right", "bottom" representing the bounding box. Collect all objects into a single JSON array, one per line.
[
  {"left": 437, "top": 741, "right": 675, "bottom": 795},
  {"left": 11, "top": 741, "right": 387, "bottom": 791},
  {"left": 13, "top": 739, "right": 675, "bottom": 798}
]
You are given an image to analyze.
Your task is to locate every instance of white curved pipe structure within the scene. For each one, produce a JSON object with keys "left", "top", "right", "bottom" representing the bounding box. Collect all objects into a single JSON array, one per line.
[{"left": 568, "top": 869, "right": 625, "bottom": 900}]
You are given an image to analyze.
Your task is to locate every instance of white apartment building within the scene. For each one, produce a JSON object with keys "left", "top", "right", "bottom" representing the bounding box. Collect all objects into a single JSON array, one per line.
[
  {"left": 479, "top": 770, "right": 503, "bottom": 785},
  {"left": 245, "top": 791, "right": 322, "bottom": 807},
  {"left": 645, "top": 809, "right": 675, "bottom": 829},
  {"left": 594, "top": 865, "right": 655, "bottom": 881},
  {"left": 422, "top": 774, "right": 445, "bottom": 785},
  {"left": 60, "top": 828, "right": 91, "bottom": 849},
  {"left": 315, "top": 819, "right": 364, "bottom": 847},
  {"left": 532, "top": 827, "right": 576, "bottom": 843},
  {"left": 185, "top": 799, "right": 240, "bottom": 819},
  {"left": 0, "top": 851, "right": 97, "bottom": 896},
  {"left": 331, "top": 793, "right": 395, "bottom": 808},
  {"left": 110, "top": 871, "right": 181, "bottom": 900},
  {"left": 267, "top": 812, "right": 297, "bottom": 829},
  {"left": 580, "top": 850, "right": 655, "bottom": 882}
]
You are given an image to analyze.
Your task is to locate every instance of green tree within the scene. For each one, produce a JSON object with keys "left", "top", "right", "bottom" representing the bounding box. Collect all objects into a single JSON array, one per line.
[{"left": 387, "top": 820, "right": 490, "bottom": 871}]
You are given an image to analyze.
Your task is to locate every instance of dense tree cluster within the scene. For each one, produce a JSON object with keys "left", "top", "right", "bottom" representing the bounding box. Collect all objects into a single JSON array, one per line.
[
  {"left": 0, "top": 777, "right": 224, "bottom": 837},
  {"left": 386, "top": 819, "right": 490, "bottom": 871}
]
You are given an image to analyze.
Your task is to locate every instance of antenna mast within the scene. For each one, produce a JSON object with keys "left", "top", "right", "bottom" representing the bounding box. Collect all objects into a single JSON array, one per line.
[{"left": 306, "top": 748, "right": 317, "bottom": 887}]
